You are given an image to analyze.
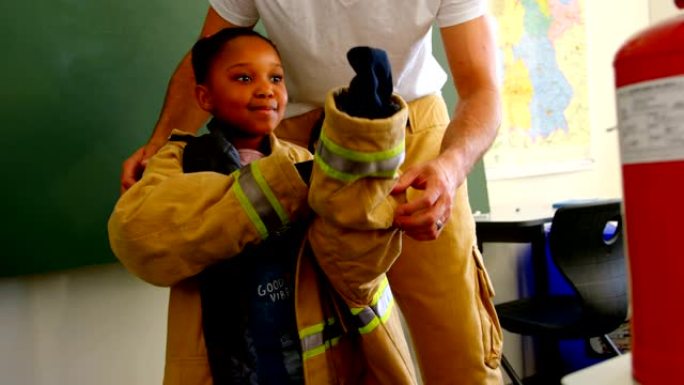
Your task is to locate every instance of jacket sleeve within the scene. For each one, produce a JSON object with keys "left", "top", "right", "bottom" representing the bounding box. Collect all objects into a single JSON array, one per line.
[
  {"left": 308, "top": 89, "right": 408, "bottom": 229},
  {"left": 307, "top": 89, "right": 409, "bottom": 305},
  {"left": 108, "top": 134, "right": 311, "bottom": 287}
]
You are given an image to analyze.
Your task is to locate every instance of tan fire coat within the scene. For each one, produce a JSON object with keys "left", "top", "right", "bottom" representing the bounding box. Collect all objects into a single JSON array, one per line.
[{"left": 108, "top": 89, "right": 417, "bottom": 385}]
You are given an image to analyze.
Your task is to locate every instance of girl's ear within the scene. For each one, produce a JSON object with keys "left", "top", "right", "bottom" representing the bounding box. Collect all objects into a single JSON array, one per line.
[{"left": 195, "top": 84, "right": 213, "bottom": 112}]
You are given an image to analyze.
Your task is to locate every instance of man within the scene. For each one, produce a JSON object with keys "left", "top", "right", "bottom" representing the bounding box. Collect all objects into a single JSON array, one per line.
[{"left": 122, "top": 1, "right": 503, "bottom": 384}]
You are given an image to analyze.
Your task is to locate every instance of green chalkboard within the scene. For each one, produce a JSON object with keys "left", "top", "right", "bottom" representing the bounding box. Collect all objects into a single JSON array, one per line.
[
  {"left": 431, "top": 26, "right": 491, "bottom": 214},
  {"left": 0, "top": 1, "right": 207, "bottom": 277}
]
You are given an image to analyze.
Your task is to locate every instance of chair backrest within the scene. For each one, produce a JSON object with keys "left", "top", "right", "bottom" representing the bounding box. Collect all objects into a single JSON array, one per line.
[{"left": 549, "top": 200, "right": 628, "bottom": 332}]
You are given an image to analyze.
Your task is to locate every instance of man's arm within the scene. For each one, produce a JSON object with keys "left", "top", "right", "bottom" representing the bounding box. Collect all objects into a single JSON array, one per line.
[
  {"left": 392, "top": 15, "right": 501, "bottom": 240},
  {"left": 120, "top": 7, "right": 247, "bottom": 193}
]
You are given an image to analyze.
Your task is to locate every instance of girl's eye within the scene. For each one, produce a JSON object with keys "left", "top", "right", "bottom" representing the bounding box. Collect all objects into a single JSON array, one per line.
[
  {"left": 235, "top": 75, "right": 252, "bottom": 82},
  {"left": 271, "top": 75, "right": 283, "bottom": 83}
]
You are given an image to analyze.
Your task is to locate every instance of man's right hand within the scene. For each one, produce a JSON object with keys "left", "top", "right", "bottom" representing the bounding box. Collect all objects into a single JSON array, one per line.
[
  {"left": 120, "top": 142, "right": 164, "bottom": 194},
  {"left": 119, "top": 7, "right": 240, "bottom": 195}
]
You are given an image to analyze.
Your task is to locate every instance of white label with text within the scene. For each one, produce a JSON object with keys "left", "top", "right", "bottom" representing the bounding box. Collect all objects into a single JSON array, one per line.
[{"left": 617, "top": 75, "right": 684, "bottom": 165}]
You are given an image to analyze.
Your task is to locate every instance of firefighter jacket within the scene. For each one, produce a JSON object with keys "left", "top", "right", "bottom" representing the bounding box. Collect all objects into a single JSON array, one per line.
[
  {"left": 108, "top": 90, "right": 417, "bottom": 385},
  {"left": 108, "top": 131, "right": 363, "bottom": 385}
]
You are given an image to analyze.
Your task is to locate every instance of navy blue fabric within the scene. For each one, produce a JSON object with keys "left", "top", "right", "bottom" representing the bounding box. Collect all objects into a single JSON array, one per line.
[
  {"left": 198, "top": 228, "right": 305, "bottom": 385},
  {"left": 337, "top": 46, "right": 399, "bottom": 119},
  {"left": 178, "top": 118, "right": 243, "bottom": 175},
  {"left": 247, "top": 250, "right": 302, "bottom": 384}
]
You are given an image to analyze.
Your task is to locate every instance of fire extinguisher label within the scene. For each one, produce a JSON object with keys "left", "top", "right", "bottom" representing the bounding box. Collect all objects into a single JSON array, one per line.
[{"left": 616, "top": 75, "right": 684, "bottom": 164}]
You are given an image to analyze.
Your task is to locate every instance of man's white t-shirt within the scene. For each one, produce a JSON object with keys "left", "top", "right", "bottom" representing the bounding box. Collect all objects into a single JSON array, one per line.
[{"left": 209, "top": 0, "right": 486, "bottom": 117}]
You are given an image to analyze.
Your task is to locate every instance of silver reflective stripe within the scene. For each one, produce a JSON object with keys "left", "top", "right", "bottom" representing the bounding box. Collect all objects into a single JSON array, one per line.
[
  {"left": 237, "top": 165, "right": 282, "bottom": 235},
  {"left": 352, "top": 283, "right": 394, "bottom": 334},
  {"left": 301, "top": 332, "right": 324, "bottom": 354},
  {"left": 372, "top": 282, "right": 393, "bottom": 319},
  {"left": 300, "top": 319, "right": 343, "bottom": 360},
  {"left": 318, "top": 143, "right": 405, "bottom": 178},
  {"left": 354, "top": 307, "right": 377, "bottom": 327}
]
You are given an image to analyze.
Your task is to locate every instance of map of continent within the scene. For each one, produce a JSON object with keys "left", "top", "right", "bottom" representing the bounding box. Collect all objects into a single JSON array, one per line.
[{"left": 485, "top": 0, "right": 591, "bottom": 179}]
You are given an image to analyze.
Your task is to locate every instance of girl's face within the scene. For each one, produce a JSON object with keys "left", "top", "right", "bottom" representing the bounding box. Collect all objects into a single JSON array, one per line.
[{"left": 196, "top": 35, "right": 287, "bottom": 149}]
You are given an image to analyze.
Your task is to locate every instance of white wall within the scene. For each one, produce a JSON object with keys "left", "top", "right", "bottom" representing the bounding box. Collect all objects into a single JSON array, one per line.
[
  {"left": 0, "top": 264, "right": 168, "bottom": 385},
  {"left": 650, "top": 0, "right": 683, "bottom": 23},
  {"left": 1, "top": 1, "right": 680, "bottom": 385}
]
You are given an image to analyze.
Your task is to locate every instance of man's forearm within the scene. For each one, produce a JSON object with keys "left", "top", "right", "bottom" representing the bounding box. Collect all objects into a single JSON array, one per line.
[
  {"left": 440, "top": 86, "right": 501, "bottom": 187},
  {"left": 438, "top": 15, "right": 501, "bottom": 188},
  {"left": 148, "top": 51, "right": 210, "bottom": 147}
]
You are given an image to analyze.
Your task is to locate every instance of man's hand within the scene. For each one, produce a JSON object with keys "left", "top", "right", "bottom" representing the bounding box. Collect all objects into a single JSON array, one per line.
[
  {"left": 389, "top": 15, "right": 500, "bottom": 241},
  {"left": 391, "top": 156, "right": 460, "bottom": 241},
  {"left": 120, "top": 141, "right": 164, "bottom": 194}
]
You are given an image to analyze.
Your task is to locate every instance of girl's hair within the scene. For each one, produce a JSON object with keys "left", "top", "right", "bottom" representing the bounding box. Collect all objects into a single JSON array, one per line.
[{"left": 191, "top": 28, "right": 279, "bottom": 85}]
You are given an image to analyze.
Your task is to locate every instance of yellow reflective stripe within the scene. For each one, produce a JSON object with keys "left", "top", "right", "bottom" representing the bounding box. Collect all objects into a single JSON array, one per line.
[
  {"left": 313, "top": 156, "right": 357, "bottom": 182},
  {"left": 372, "top": 282, "right": 394, "bottom": 323},
  {"left": 358, "top": 313, "right": 381, "bottom": 335},
  {"left": 314, "top": 150, "right": 402, "bottom": 182},
  {"left": 302, "top": 338, "right": 341, "bottom": 360},
  {"left": 299, "top": 318, "right": 340, "bottom": 360},
  {"left": 232, "top": 169, "right": 268, "bottom": 240},
  {"left": 316, "top": 130, "right": 405, "bottom": 181},
  {"left": 302, "top": 342, "right": 327, "bottom": 360},
  {"left": 239, "top": 166, "right": 282, "bottom": 232},
  {"left": 372, "top": 277, "right": 390, "bottom": 306},
  {"left": 250, "top": 162, "right": 289, "bottom": 226},
  {"left": 233, "top": 162, "right": 292, "bottom": 240},
  {"left": 350, "top": 278, "right": 394, "bottom": 334},
  {"left": 380, "top": 300, "right": 395, "bottom": 324},
  {"left": 299, "top": 319, "right": 327, "bottom": 339},
  {"left": 320, "top": 130, "right": 404, "bottom": 162}
]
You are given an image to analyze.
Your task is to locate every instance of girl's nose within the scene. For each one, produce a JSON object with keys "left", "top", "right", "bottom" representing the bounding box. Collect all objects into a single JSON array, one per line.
[{"left": 254, "top": 81, "right": 274, "bottom": 98}]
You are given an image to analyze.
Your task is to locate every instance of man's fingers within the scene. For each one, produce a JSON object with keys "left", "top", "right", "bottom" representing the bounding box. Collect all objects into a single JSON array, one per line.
[
  {"left": 395, "top": 199, "right": 440, "bottom": 228},
  {"left": 394, "top": 175, "right": 442, "bottom": 217},
  {"left": 120, "top": 147, "right": 146, "bottom": 195},
  {"left": 395, "top": 192, "right": 451, "bottom": 237},
  {"left": 395, "top": 194, "right": 434, "bottom": 217},
  {"left": 400, "top": 222, "right": 443, "bottom": 241},
  {"left": 392, "top": 158, "right": 456, "bottom": 240},
  {"left": 399, "top": 213, "right": 448, "bottom": 241},
  {"left": 392, "top": 167, "right": 424, "bottom": 194},
  {"left": 119, "top": 142, "right": 165, "bottom": 194}
]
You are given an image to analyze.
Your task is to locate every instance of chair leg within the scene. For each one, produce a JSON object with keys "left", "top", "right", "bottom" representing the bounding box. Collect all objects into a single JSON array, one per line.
[
  {"left": 600, "top": 334, "right": 622, "bottom": 356},
  {"left": 501, "top": 354, "right": 525, "bottom": 385}
]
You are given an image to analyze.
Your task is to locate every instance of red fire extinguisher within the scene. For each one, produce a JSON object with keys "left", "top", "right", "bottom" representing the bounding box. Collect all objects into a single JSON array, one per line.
[{"left": 613, "top": 3, "right": 684, "bottom": 384}]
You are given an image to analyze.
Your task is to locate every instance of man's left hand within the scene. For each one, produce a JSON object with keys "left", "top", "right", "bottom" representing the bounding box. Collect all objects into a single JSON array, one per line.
[{"left": 391, "top": 157, "right": 459, "bottom": 241}]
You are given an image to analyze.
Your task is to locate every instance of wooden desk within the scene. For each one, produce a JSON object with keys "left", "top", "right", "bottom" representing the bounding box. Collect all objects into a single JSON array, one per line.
[
  {"left": 561, "top": 352, "right": 633, "bottom": 385},
  {"left": 475, "top": 212, "right": 553, "bottom": 293}
]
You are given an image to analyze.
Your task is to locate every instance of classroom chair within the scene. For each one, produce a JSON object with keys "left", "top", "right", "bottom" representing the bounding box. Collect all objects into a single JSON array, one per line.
[{"left": 495, "top": 200, "right": 627, "bottom": 384}]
